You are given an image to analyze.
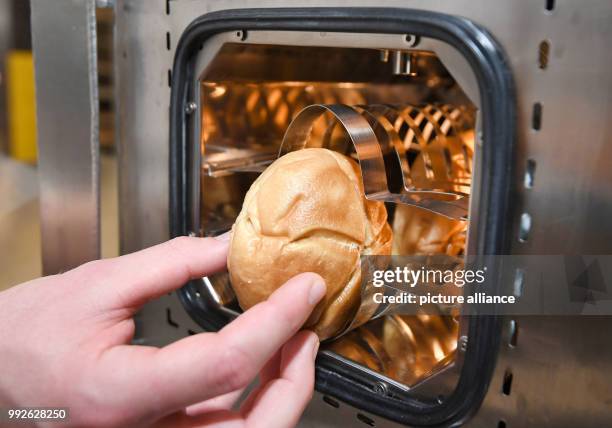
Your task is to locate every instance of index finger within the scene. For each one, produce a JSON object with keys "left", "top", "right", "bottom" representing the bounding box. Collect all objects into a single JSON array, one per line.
[{"left": 72, "top": 235, "right": 230, "bottom": 308}]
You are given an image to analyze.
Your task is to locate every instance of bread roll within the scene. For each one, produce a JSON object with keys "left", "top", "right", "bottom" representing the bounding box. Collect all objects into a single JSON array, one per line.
[
  {"left": 228, "top": 148, "right": 393, "bottom": 340},
  {"left": 392, "top": 206, "right": 466, "bottom": 256}
]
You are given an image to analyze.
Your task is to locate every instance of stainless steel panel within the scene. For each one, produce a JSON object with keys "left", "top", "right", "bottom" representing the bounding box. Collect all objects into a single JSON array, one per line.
[
  {"left": 31, "top": 0, "right": 100, "bottom": 274},
  {"left": 116, "top": 0, "right": 612, "bottom": 426},
  {"left": 114, "top": 0, "right": 173, "bottom": 254},
  {"left": 114, "top": 0, "right": 203, "bottom": 343}
]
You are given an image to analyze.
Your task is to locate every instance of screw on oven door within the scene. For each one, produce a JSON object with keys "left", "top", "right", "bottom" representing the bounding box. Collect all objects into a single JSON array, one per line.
[
  {"left": 373, "top": 381, "right": 389, "bottom": 396},
  {"left": 185, "top": 101, "right": 197, "bottom": 114},
  {"left": 459, "top": 335, "right": 468, "bottom": 352},
  {"left": 404, "top": 34, "right": 419, "bottom": 47}
]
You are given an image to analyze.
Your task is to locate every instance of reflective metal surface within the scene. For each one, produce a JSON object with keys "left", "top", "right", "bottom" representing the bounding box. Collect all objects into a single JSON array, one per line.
[
  {"left": 279, "top": 103, "right": 471, "bottom": 219},
  {"left": 325, "top": 313, "right": 459, "bottom": 387},
  {"left": 116, "top": 1, "right": 612, "bottom": 427},
  {"left": 114, "top": 0, "right": 173, "bottom": 254},
  {"left": 31, "top": 0, "right": 100, "bottom": 274}
]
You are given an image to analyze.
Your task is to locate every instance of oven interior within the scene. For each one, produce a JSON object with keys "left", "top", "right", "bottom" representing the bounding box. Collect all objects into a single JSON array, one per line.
[{"left": 190, "top": 38, "right": 477, "bottom": 401}]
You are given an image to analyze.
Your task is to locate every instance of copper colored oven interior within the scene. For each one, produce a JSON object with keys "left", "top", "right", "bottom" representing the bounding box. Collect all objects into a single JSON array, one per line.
[{"left": 197, "top": 42, "right": 475, "bottom": 392}]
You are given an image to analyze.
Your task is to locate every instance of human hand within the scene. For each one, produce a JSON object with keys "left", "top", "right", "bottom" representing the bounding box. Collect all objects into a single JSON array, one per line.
[{"left": 0, "top": 236, "right": 326, "bottom": 427}]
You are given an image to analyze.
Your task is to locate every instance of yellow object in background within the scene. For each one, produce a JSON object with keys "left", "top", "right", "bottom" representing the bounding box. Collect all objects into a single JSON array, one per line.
[{"left": 7, "top": 50, "right": 37, "bottom": 163}]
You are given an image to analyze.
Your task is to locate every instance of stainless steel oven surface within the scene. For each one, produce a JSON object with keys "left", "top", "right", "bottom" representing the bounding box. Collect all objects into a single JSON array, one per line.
[{"left": 31, "top": 0, "right": 612, "bottom": 427}]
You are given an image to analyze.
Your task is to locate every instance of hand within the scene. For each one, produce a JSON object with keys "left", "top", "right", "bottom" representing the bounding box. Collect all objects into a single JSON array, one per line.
[{"left": 0, "top": 236, "right": 326, "bottom": 427}]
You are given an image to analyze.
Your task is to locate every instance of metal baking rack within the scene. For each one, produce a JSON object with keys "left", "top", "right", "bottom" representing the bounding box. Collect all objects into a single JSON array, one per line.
[
  {"left": 203, "top": 102, "right": 474, "bottom": 220},
  {"left": 279, "top": 103, "right": 472, "bottom": 220},
  {"left": 201, "top": 145, "right": 276, "bottom": 177}
]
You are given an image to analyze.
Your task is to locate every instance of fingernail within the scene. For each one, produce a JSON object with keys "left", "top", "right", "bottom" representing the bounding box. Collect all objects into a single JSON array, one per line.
[
  {"left": 213, "top": 231, "right": 232, "bottom": 242},
  {"left": 312, "top": 336, "right": 320, "bottom": 360},
  {"left": 308, "top": 276, "right": 326, "bottom": 305}
]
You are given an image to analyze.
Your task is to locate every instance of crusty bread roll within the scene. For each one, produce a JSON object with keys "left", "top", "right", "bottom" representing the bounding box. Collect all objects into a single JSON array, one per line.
[
  {"left": 392, "top": 206, "right": 466, "bottom": 256},
  {"left": 228, "top": 148, "right": 393, "bottom": 340}
]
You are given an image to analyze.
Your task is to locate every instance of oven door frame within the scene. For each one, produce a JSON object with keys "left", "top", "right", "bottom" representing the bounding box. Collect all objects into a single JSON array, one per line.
[{"left": 169, "top": 7, "right": 516, "bottom": 426}]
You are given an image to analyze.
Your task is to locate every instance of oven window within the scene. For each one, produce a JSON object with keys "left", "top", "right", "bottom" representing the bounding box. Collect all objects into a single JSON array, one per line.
[{"left": 196, "top": 42, "right": 475, "bottom": 396}]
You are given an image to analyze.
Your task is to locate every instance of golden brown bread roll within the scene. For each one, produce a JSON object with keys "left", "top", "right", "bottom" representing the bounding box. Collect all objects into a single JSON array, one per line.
[
  {"left": 392, "top": 206, "right": 466, "bottom": 256},
  {"left": 228, "top": 148, "right": 393, "bottom": 340}
]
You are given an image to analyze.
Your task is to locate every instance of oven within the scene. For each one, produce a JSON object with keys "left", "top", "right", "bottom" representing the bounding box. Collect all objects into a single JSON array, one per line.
[
  {"left": 31, "top": 1, "right": 612, "bottom": 427},
  {"left": 167, "top": 8, "right": 513, "bottom": 427}
]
